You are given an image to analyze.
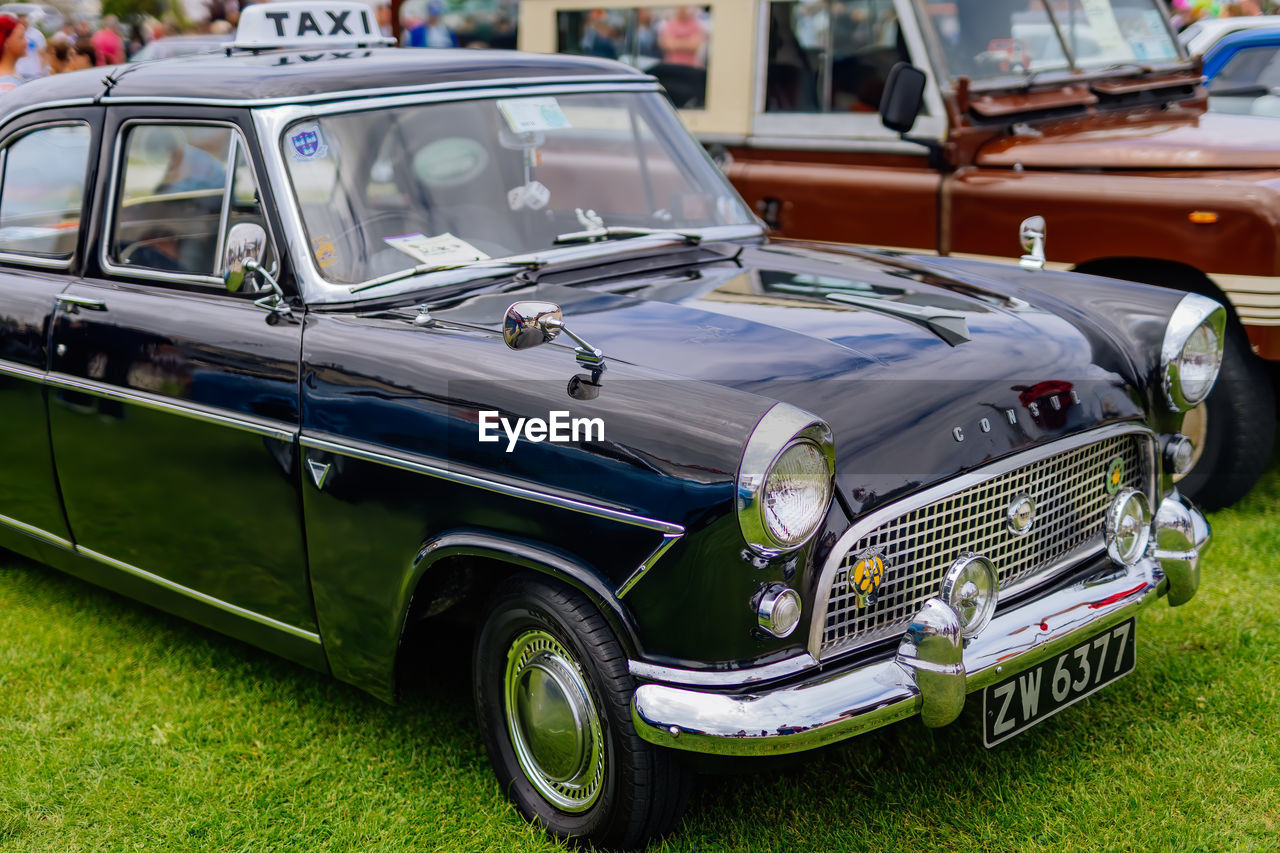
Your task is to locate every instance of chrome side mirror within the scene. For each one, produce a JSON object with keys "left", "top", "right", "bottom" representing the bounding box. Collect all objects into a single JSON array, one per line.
[
  {"left": 503, "top": 301, "right": 607, "bottom": 388},
  {"left": 1019, "top": 216, "right": 1047, "bottom": 271},
  {"left": 503, "top": 301, "right": 564, "bottom": 350},
  {"left": 223, "top": 223, "right": 267, "bottom": 293}
]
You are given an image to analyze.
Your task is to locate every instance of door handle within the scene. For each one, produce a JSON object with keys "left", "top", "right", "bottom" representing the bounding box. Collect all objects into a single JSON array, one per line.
[{"left": 55, "top": 294, "right": 108, "bottom": 313}]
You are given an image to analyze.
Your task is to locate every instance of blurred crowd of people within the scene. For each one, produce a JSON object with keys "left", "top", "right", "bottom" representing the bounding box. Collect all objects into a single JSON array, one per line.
[
  {"left": 0, "top": 12, "right": 167, "bottom": 92},
  {"left": 1170, "top": 0, "right": 1280, "bottom": 29}
]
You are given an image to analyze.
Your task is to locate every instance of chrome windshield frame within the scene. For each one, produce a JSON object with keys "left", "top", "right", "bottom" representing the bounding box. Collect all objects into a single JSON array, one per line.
[{"left": 252, "top": 81, "right": 765, "bottom": 305}]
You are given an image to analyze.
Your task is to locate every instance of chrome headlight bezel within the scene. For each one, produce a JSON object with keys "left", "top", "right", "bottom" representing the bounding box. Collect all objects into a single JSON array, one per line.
[
  {"left": 1161, "top": 293, "right": 1227, "bottom": 412},
  {"left": 737, "top": 404, "right": 836, "bottom": 557}
]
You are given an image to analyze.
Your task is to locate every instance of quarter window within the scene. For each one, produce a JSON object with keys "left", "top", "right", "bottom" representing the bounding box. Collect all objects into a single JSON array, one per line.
[
  {"left": 765, "top": 0, "right": 907, "bottom": 113},
  {"left": 110, "top": 124, "right": 273, "bottom": 279},
  {"left": 0, "top": 124, "right": 91, "bottom": 261}
]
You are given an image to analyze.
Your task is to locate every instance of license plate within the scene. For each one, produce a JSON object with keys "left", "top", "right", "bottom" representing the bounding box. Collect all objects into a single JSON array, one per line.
[{"left": 983, "top": 618, "right": 1136, "bottom": 747}]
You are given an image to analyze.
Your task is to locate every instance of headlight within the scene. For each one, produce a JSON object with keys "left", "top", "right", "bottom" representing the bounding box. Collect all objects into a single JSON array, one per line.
[
  {"left": 737, "top": 404, "right": 835, "bottom": 556},
  {"left": 1105, "top": 488, "right": 1152, "bottom": 567},
  {"left": 1161, "top": 293, "right": 1227, "bottom": 411}
]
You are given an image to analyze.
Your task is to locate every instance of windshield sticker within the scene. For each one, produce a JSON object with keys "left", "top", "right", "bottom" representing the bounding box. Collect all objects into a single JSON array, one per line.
[
  {"left": 312, "top": 235, "right": 337, "bottom": 268},
  {"left": 383, "top": 232, "right": 490, "bottom": 266},
  {"left": 507, "top": 180, "right": 550, "bottom": 212},
  {"left": 496, "top": 97, "right": 572, "bottom": 134},
  {"left": 412, "top": 138, "right": 489, "bottom": 188},
  {"left": 288, "top": 123, "right": 329, "bottom": 161}
]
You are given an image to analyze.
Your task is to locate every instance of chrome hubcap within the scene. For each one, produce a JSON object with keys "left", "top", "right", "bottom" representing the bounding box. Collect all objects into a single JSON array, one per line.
[
  {"left": 504, "top": 630, "right": 605, "bottom": 812},
  {"left": 1175, "top": 404, "right": 1208, "bottom": 483}
]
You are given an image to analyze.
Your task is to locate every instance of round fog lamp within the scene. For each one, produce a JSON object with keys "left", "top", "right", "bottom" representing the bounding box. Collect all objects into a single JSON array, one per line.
[
  {"left": 941, "top": 554, "right": 998, "bottom": 638},
  {"left": 757, "top": 584, "right": 802, "bottom": 638},
  {"left": 1105, "top": 488, "right": 1152, "bottom": 567}
]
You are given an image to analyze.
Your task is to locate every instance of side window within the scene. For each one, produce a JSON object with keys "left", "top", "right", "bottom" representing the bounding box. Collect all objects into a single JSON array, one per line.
[
  {"left": 556, "top": 6, "right": 712, "bottom": 109},
  {"left": 0, "top": 124, "right": 91, "bottom": 261},
  {"left": 110, "top": 124, "right": 273, "bottom": 280},
  {"left": 765, "top": 0, "right": 907, "bottom": 113}
]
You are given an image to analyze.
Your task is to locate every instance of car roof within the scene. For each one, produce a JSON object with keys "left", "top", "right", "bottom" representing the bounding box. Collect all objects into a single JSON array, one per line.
[
  {"left": 1181, "top": 16, "right": 1280, "bottom": 56},
  {"left": 0, "top": 47, "right": 646, "bottom": 118},
  {"left": 1202, "top": 25, "right": 1280, "bottom": 77}
]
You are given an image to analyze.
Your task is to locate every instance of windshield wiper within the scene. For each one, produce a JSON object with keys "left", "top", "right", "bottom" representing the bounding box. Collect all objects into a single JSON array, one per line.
[
  {"left": 553, "top": 226, "right": 703, "bottom": 246},
  {"left": 349, "top": 257, "right": 544, "bottom": 294}
]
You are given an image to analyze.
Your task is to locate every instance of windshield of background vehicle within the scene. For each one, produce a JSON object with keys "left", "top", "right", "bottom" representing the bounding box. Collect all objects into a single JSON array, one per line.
[
  {"left": 919, "top": 0, "right": 1180, "bottom": 83},
  {"left": 281, "top": 90, "right": 755, "bottom": 288}
]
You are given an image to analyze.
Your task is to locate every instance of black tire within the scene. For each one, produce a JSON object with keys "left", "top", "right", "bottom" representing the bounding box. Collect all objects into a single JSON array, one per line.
[
  {"left": 1175, "top": 324, "right": 1276, "bottom": 510},
  {"left": 473, "top": 575, "right": 691, "bottom": 849}
]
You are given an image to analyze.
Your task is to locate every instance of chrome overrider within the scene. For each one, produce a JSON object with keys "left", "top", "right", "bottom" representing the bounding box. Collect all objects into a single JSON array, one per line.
[{"left": 631, "top": 492, "right": 1209, "bottom": 756}]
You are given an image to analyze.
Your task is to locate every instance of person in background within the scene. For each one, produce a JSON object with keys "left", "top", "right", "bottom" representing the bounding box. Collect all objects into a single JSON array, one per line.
[
  {"left": 0, "top": 14, "right": 27, "bottom": 91},
  {"left": 407, "top": 1, "right": 458, "bottom": 48},
  {"left": 48, "top": 39, "right": 71, "bottom": 73},
  {"left": 71, "top": 38, "right": 96, "bottom": 70},
  {"left": 49, "top": 20, "right": 75, "bottom": 45},
  {"left": 658, "top": 6, "right": 707, "bottom": 67},
  {"left": 91, "top": 15, "right": 125, "bottom": 65},
  {"left": 15, "top": 14, "right": 45, "bottom": 78},
  {"left": 376, "top": 2, "right": 394, "bottom": 39}
]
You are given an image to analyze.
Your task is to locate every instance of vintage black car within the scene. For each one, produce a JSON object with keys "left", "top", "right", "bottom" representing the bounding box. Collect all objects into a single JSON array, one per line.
[{"left": 0, "top": 3, "right": 1217, "bottom": 848}]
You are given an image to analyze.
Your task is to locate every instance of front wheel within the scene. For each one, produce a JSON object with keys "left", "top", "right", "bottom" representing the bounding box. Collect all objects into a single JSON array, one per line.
[
  {"left": 473, "top": 575, "right": 691, "bottom": 849},
  {"left": 1175, "top": 325, "right": 1276, "bottom": 510}
]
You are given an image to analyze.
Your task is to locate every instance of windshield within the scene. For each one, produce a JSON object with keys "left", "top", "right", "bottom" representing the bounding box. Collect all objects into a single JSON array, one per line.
[
  {"left": 919, "top": 0, "right": 1180, "bottom": 83},
  {"left": 281, "top": 90, "right": 755, "bottom": 288}
]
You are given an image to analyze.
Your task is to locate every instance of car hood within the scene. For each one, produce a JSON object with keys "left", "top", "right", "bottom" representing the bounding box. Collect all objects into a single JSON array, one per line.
[
  {"left": 975, "top": 109, "right": 1280, "bottom": 170},
  {"left": 442, "top": 242, "right": 1146, "bottom": 514}
]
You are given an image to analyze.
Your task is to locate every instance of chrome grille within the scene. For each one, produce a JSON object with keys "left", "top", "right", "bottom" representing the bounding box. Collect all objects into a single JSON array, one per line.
[{"left": 819, "top": 431, "right": 1150, "bottom": 657}]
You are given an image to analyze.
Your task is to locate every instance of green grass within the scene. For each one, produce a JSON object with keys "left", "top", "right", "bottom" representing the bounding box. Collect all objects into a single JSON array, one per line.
[{"left": 2, "top": 467, "right": 1278, "bottom": 853}]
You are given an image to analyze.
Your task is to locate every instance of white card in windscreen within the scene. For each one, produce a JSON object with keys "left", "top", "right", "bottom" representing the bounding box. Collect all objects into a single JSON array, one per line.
[
  {"left": 496, "top": 97, "right": 572, "bottom": 134},
  {"left": 384, "top": 232, "right": 490, "bottom": 266}
]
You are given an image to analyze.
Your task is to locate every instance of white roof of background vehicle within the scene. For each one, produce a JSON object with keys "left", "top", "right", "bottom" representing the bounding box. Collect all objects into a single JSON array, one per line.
[{"left": 1180, "top": 15, "right": 1280, "bottom": 56}]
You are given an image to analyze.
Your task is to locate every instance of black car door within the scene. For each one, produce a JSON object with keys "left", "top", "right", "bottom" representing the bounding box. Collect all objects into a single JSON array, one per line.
[
  {"left": 0, "top": 111, "right": 99, "bottom": 560},
  {"left": 45, "top": 108, "right": 321, "bottom": 666}
]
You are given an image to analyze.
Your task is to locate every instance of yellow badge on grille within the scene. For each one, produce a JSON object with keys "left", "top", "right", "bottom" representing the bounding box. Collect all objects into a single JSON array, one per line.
[
  {"left": 851, "top": 550, "right": 886, "bottom": 606},
  {"left": 1106, "top": 456, "right": 1125, "bottom": 494}
]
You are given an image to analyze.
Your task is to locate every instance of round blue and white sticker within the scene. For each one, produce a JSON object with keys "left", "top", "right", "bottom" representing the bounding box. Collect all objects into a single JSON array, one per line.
[{"left": 288, "top": 122, "right": 329, "bottom": 161}]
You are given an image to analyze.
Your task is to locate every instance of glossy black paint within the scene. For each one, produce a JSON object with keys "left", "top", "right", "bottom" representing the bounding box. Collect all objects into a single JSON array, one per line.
[{"left": 0, "top": 84, "right": 1190, "bottom": 706}]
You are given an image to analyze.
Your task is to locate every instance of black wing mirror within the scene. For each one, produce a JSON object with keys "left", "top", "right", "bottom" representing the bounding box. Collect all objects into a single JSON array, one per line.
[{"left": 880, "top": 62, "right": 927, "bottom": 134}]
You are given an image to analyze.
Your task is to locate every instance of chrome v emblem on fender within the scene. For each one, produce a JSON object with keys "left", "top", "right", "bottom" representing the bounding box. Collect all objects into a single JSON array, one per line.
[{"left": 306, "top": 458, "right": 331, "bottom": 490}]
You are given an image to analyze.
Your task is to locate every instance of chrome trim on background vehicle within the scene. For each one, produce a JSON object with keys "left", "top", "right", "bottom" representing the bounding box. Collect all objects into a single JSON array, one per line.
[
  {"left": 808, "top": 423, "right": 1157, "bottom": 660},
  {"left": 76, "top": 546, "right": 321, "bottom": 643},
  {"left": 301, "top": 434, "right": 685, "bottom": 536},
  {"left": 0, "top": 511, "right": 73, "bottom": 549},
  {"left": 104, "top": 74, "right": 658, "bottom": 109},
  {"left": 45, "top": 372, "right": 298, "bottom": 443}
]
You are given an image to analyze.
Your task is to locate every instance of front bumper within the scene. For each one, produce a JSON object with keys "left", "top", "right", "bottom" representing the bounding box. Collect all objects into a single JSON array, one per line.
[{"left": 632, "top": 492, "right": 1209, "bottom": 756}]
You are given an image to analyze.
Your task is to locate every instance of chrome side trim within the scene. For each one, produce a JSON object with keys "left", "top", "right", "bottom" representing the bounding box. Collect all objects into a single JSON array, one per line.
[
  {"left": 628, "top": 652, "right": 819, "bottom": 688},
  {"left": 0, "top": 358, "right": 44, "bottom": 382},
  {"left": 0, "top": 98, "right": 97, "bottom": 128},
  {"left": 101, "top": 74, "right": 656, "bottom": 109},
  {"left": 46, "top": 372, "right": 297, "bottom": 442},
  {"left": 615, "top": 533, "right": 682, "bottom": 598},
  {"left": 76, "top": 545, "right": 321, "bottom": 643},
  {"left": 0, "top": 511, "right": 73, "bottom": 549},
  {"left": 809, "top": 422, "right": 1157, "bottom": 660},
  {"left": 301, "top": 434, "right": 685, "bottom": 536}
]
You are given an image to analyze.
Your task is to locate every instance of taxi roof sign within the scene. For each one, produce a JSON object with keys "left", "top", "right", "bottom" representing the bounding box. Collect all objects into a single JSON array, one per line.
[{"left": 232, "top": 1, "right": 395, "bottom": 51}]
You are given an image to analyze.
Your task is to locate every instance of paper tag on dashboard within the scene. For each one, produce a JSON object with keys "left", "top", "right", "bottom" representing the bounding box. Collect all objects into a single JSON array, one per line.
[
  {"left": 496, "top": 97, "right": 572, "bottom": 134},
  {"left": 383, "top": 232, "right": 489, "bottom": 266}
]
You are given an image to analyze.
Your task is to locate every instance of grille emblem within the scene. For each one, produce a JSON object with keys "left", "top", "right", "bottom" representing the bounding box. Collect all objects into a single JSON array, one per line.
[
  {"left": 1006, "top": 493, "right": 1036, "bottom": 536},
  {"left": 1106, "top": 457, "right": 1125, "bottom": 494},
  {"left": 850, "top": 549, "right": 886, "bottom": 606}
]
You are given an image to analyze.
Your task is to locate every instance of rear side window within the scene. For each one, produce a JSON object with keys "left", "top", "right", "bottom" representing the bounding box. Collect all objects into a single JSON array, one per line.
[
  {"left": 109, "top": 123, "right": 274, "bottom": 280},
  {"left": 0, "top": 124, "right": 92, "bottom": 262}
]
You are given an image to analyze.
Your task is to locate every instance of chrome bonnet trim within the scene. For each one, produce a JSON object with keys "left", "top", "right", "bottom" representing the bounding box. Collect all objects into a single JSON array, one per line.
[
  {"left": 616, "top": 532, "right": 682, "bottom": 598},
  {"left": 809, "top": 423, "right": 1158, "bottom": 660},
  {"left": 46, "top": 372, "right": 298, "bottom": 443},
  {"left": 0, "top": 511, "right": 73, "bottom": 549},
  {"left": 301, "top": 434, "right": 685, "bottom": 536},
  {"left": 76, "top": 546, "right": 321, "bottom": 643}
]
